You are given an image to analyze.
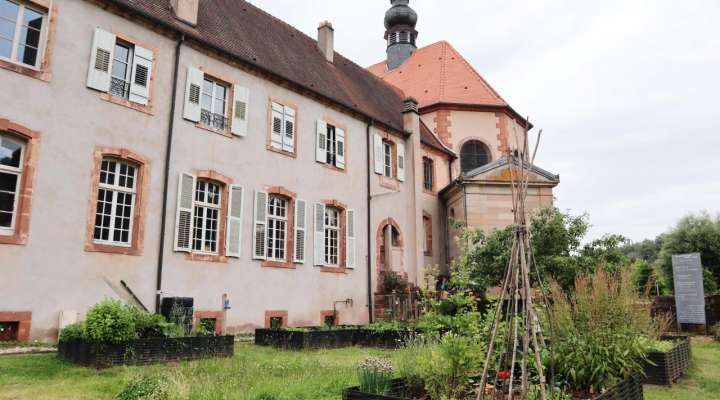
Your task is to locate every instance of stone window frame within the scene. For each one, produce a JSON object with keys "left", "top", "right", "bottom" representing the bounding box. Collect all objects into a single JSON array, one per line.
[
  {"left": 0, "top": 311, "right": 31, "bottom": 342},
  {"left": 266, "top": 98, "right": 299, "bottom": 159},
  {"left": 84, "top": 147, "right": 149, "bottom": 256},
  {"left": 319, "top": 199, "right": 348, "bottom": 274},
  {"left": 375, "top": 217, "right": 404, "bottom": 276},
  {"left": 318, "top": 116, "right": 349, "bottom": 174},
  {"left": 194, "top": 68, "right": 235, "bottom": 138},
  {"left": 0, "top": 0, "right": 57, "bottom": 82},
  {"left": 422, "top": 211, "right": 433, "bottom": 257},
  {"left": 193, "top": 310, "right": 224, "bottom": 335},
  {"left": 264, "top": 310, "right": 288, "bottom": 329},
  {"left": 458, "top": 137, "right": 493, "bottom": 174},
  {"left": 184, "top": 170, "right": 232, "bottom": 264},
  {"left": 97, "top": 31, "right": 159, "bottom": 116},
  {"left": 261, "top": 186, "right": 297, "bottom": 269},
  {"left": 320, "top": 310, "right": 340, "bottom": 326},
  {"left": 0, "top": 118, "right": 39, "bottom": 246},
  {"left": 422, "top": 156, "right": 435, "bottom": 193}
]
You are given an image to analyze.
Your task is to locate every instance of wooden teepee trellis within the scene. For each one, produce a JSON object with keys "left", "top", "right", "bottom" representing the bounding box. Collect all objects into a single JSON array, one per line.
[{"left": 475, "top": 121, "right": 554, "bottom": 400}]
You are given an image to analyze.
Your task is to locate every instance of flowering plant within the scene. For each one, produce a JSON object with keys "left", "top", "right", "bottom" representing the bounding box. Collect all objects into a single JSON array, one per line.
[{"left": 358, "top": 357, "right": 395, "bottom": 395}]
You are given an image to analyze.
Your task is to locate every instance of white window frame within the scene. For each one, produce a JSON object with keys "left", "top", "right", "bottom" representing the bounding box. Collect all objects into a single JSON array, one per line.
[
  {"left": 383, "top": 141, "right": 393, "bottom": 178},
  {"left": 324, "top": 206, "right": 340, "bottom": 266},
  {"left": 92, "top": 158, "right": 137, "bottom": 247},
  {"left": 200, "top": 77, "right": 229, "bottom": 130},
  {"left": 0, "top": 0, "right": 47, "bottom": 69},
  {"left": 325, "top": 124, "right": 337, "bottom": 166},
  {"left": 270, "top": 102, "right": 295, "bottom": 153},
  {"left": 266, "top": 195, "right": 288, "bottom": 262},
  {"left": 192, "top": 179, "right": 222, "bottom": 255},
  {"left": 0, "top": 133, "right": 24, "bottom": 235}
]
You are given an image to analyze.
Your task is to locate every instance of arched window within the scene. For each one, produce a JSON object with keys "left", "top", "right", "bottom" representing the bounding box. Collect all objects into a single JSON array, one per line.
[{"left": 460, "top": 140, "right": 491, "bottom": 173}]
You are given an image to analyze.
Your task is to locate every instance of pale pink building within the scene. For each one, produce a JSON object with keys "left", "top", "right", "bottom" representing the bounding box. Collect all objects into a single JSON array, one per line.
[{"left": 0, "top": 0, "right": 557, "bottom": 342}]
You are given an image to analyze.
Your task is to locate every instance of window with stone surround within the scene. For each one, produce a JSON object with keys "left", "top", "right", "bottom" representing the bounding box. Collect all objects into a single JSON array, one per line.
[
  {"left": 0, "top": 0, "right": 46, "bottom": 68},
  {"left": 93, "top": 158, "right": 137, "bottom": 246},
  {"left": 192, "top": 179, "right": 222, "bottom": 255},
  {"left": 423, "top": 157, "right": 434, "bottom": 191},
  {"left": 200, "top": 77, "right": 228, "bottom": 131},
  {"left": 460, "top": 140, "right": 491, "bottom": 173},
  {"left": 266, "top": 195, "right": 288, "bottom": 262},
  {"left": 324, "top": 206, "right": 340, "bottom": 266},
  {"left": 0, "top": 132, "right": 24, "bottom": 235}
]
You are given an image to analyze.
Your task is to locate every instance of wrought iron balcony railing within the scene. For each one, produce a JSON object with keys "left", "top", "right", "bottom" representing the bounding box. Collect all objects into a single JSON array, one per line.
[
  {"left": 201, "top": 109, "right": 228, "bottom": 131},
  {"left": 110, "top": 77, "right": 130, "bottom": 99}
]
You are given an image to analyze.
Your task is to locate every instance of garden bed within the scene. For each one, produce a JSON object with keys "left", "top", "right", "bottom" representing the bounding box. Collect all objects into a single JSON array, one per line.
[
  {"left": 594, "top": 376, "right": 643, "bottom": 400},
  {"left": 642, "top": 335, "right": 691, "bottom": 385},
  {"left": 342, "top": 378, "right": 411, "bottom": 400},
  {"left": 58, "top": 335, "right": 234, "bottom": 368},
  {"left": 255, "top": 327, "right": 413, "bottom": 350}
]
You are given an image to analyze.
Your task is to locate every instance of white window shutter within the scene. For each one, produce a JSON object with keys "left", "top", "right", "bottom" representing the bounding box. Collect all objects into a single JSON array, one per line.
[
  {"left": 231, "top": 85, "right": 250, "bottom": 137},
  {"left": 86, "top": 28, "right": 116, "bottom": 92},
  {"left": 183, "top": 67, "right": 204, "bottom": 122},
  {"left": 174, "top": 172, "right": 195, "bottom": 252},
  {"left": 128, "top": 45, "right": 153, "bottom": 105},
  {"left": 270, "top": 103, "right": 284, "bottom": 150},
  {"left": 294, "top": 199, "right": 307, "bottom": 263},
  {"left": 373, "top": 133, "right": 384, "bottom": 174},
  {"left": 315, "top": 120, "right": 327, "bottom": 163},
  {"left": 252, "top": 191, "right": 268, "bottom": 260},
  {"left": 283, "top": 107, "right": 296, "bottom": 153},
  {"left": 346, "top": 209, "right": 356, "bottom": 269},
  {"left": 226, "top": 185, "right": 244, "bottom": 258},
  {"left": 397, "top": 142, "right": 406, "bottom": 182},
  {"left": 336, "top": 128, "right": 346, "bottom": 170},
  {"left": 314, "top": 203, "right": 326, "bottom": 266}
]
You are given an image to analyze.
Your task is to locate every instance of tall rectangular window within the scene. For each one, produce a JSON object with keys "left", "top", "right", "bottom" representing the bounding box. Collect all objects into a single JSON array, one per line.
[
  {"left": 201, "top": 78, "right": 228, "bottom": 130},
  {"left": 325, "top": 124, "right": 337, "bottom": 166},
  {"left": 192, "top": 180, "right": 221, "bottom": 254},
  {"left": 383, "top": 142, "right": 392, "bottom": 178},
  {"left": 267, "top": 195, "right": 288, "bottom": 261},
  {"left": 423, "top": 157, "right": 434, "bottom": 191},
  {"left": 0, "top": 0, "right": 46, "bottom": 68},
  {"left": 270, "top": 102, "right": 295, "bottom": 154},
  {"left": 93, "top": 158, "right": 137, "bottom": 245},
  {"left": 110, "top": 41, "right": 133, "bottom": 98},
  {"left": 0, "top": 133, "right": 23, "bottom": 235},
  {"left": 324, "top": 207, "right": 339, "bottom": 266}
]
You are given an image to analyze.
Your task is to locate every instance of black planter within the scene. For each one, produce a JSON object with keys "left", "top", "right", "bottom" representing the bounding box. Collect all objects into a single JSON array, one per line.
[
  {"left": 342, "top": 378, "right": 412, "bottom": 400},
  {"left": 642, "top": 335, "right": 691, "bottom": 385},
  {"left": 254, "top": 327, "right": 414, "bottom": 350},
  {"left": 594, "top": 376, "right": 644, "bottom": 400},
  {"left": 57, "top": 335, "right": 234, "bottom": 368}
]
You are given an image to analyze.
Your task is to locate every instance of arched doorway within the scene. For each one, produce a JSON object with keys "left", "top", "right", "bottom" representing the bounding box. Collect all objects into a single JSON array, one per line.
[{"left": 376, "top": 218, "right": 404, "bottom": 274}]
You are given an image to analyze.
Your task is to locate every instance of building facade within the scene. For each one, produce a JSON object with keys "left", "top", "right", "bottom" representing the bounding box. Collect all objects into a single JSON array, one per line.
[{"left": 0, "top": 0, "right": 556, "bottom": 342}]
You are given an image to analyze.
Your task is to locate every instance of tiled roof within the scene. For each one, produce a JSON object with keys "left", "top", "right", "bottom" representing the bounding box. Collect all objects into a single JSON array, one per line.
[
  {"left": 420, "top": 120, "right": 455, "bottom": 158},
  {"left": 368, "top": 41, "right": 508, "bottom": 109},
  {"left": 105, "top": 0, "right": 407, "bottom": 132}
]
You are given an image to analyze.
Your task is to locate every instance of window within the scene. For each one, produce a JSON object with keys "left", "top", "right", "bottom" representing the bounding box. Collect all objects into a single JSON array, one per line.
[
  {"left": 383, "top": 141, "right": 392, "bottom": 177},
  {"left": 109, "top": 41, "right": 133, "bottom": 98},
  {"left": 93, "top": 158, "right": 137, "bottom": 245},
  {"left": 0, "top": 133, "right": 23, "bottom": 235},
  {"left": 201, "top": 78, "right": 228, "bottom": 131},
  {"left": 270, "top": 102, "right": 295, "bottom": 153},
  {"left": 460, "top": 140, "right": 491, "bottom": 173},
  {"left": 423, "top": 157, "right": 434, "bottom": 191},
  {"left": 0, "top": 0, "right": 46, "bottom": 68},
  {"left": 315, "top": 120, "right": 345, "bottom": 169},
  {"left": 324, "top": 207, "right": 340, "bottom": 266},
  {"left": 269, "top": 316, "right": 283, "bottom": 329},
  {"left": 423, "top": 215, "right": 432, "bottom": 256},
  {"left": 191, "top": 180, "right": 221, "bottom": 254},
  {"left": 266, "top": 195, "right": 288, "bottom": 261}
]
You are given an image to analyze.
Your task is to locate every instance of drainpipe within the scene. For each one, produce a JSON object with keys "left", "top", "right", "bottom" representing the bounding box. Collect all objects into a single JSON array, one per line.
[
  {"left": 366, "top": 119, "right": 375, "bottom": 323},
  {"left": 156, "top": 34, "right": 185, "bottom": 313}
]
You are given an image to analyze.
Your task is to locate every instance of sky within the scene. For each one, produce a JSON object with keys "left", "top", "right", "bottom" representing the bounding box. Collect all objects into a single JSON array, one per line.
[{"left": 248, "top": 0, "right": 720, "bottom": 242}]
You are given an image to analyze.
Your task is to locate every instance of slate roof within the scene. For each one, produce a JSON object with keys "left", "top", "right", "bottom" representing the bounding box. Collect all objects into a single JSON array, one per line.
[
  {"left": 104, "top": 0, "right": 407, "bottom": 132},
  {"left": 368, "top": 41, "right": 508, "bottom": 109}
]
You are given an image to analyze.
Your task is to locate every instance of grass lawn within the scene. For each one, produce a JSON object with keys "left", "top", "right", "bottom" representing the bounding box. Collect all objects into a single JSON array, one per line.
[
  {"left": 0, "top": 344, "right": 395, "bottom": 400},
  {"left": 644, "top": 336, "right": 720, "bottom": 400},
  {"left": 0, "top": 338, "right": 718, "bottom": 399}
]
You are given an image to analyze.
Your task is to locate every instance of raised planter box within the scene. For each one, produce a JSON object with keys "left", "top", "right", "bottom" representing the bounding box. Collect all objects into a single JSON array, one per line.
[
  {"left": 255, "top": 327, "right": 414, "bottom": 350},
  {"left": 642, "top": 335, "right": 691, "bottom": 385},
  {"left": 342, "top": 377, "right": 643, "bottom": 400},
  {"left": 58, "top": 335, "right": 234, "bottom": 368}
]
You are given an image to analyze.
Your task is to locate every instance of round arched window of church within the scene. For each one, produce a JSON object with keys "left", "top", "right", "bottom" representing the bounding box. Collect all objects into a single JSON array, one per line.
[{"left": 460, "top": 140, "right": 491, "bottom": 173}]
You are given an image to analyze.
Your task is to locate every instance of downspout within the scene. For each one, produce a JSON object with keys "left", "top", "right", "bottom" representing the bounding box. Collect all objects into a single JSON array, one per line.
[
  {"left": 156, "top": 34, "right": 185, "bottom": 313},
  {"left": 366, "top": 119, "right": 375, "bottom": 323}
]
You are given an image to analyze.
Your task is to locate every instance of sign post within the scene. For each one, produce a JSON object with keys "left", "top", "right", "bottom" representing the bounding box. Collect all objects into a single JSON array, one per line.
[{"left": 672, "top": 253, "right": 706, "bottom": 332}]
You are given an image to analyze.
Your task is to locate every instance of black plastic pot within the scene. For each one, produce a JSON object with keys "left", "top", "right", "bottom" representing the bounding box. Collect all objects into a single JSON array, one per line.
[{"left": 593, "top": 376, "right": 644, "bottom": 400}]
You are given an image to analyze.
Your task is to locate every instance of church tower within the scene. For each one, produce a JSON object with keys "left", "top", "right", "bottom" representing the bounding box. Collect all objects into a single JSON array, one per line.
[{"left": 384, "top": 0, "right": 418, "bottom": 70}]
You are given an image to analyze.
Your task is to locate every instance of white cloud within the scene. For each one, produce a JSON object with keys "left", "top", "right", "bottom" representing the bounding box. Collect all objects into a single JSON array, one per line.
[{"left": 249, "top": 0, "right": 720, "bottom": 241}]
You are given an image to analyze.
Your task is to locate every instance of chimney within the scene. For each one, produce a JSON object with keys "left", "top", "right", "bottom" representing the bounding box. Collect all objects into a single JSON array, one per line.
[
  {"left": 170, "top": 0, "right": 200, "bottom": 26},
  {"left": 317, "top": 21, "right": 334, "bottom": 63}
]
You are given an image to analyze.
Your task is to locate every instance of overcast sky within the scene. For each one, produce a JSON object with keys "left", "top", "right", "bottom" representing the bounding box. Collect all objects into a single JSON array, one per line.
[{"left": 249, "top": 0, "right": 720, "bottom": 242}]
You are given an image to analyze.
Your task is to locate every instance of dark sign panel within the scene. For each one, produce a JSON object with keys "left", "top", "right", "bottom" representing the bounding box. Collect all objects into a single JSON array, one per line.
[{"left": 672, "top": 253, "right": 706, "bottom": 325}]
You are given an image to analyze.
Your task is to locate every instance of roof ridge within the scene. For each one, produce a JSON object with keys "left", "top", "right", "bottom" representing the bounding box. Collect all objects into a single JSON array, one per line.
[{"left": 442, "top": 41, "right": 507, "bottom": 105}]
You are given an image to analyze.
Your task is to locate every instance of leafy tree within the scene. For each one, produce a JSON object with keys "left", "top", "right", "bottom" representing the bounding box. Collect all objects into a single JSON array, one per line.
[
  {"left": 657, "top": 212, "right": 720, "bottom": 294},
  {"left": 621, "top": 236, "right": 664, "bottom": 263}
]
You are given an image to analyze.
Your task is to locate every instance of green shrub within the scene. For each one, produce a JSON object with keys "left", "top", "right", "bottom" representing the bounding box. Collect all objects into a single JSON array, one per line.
[
  {"left": 416, "top": 333, "right": 481, "bottom": 400},
  {"left": 115, "top": 375, "right": 169, "bottom": 400},
  {"left": 637, "top": 337, "right": 674, "bottom": 353},
  {"left": 59, "top": 322, "right": 86, "bottom": 342},
  {"left": 85, "top": 299, "right": 136, "bottom": 344},
  {"left": 395, "top": 334, "right": 435, "bottom": 390},
  {"left": 357, "top": 357, "right": 394, "bottom": 395}
]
